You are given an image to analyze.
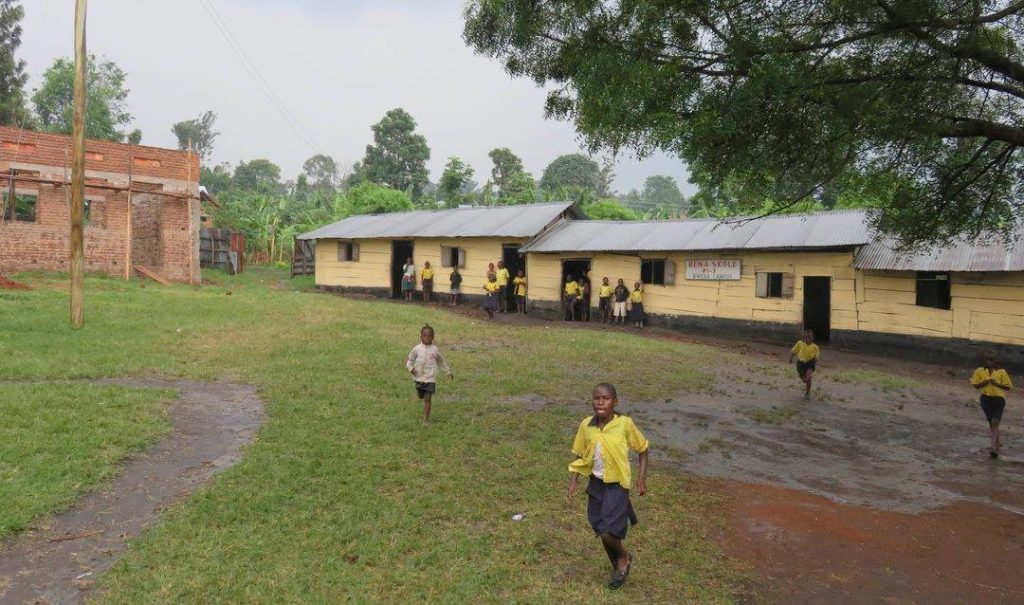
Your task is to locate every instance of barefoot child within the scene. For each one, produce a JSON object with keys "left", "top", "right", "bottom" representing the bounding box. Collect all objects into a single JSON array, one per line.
[
  {"left": 971, "top": 351, "right": 1013, "bottom": 458},
  {"left": 483, "top": 273, "right": 499, "bottom": 320},
  {"left": 513, "top": 270, "right": 528, "bottom": 314},
  {"left": 789, "top": 329, "right": 820, "bottom": 399},
  {"left": 449, "top": 267, "right": 462, "bottom": 306},
  {"left": 567, "top": 383, "right": 649, "bottom": 590},
  {"left": 628, "top": 282, "right": 645, "bottom": 328},
  {"left": 613, "top": 279, "right": 629, "bottom": 325},
  {"left": 598, "top": 277, "right": 613, "bottom": 323},
  {"left": 421, "top": 261, "right": 434, "bottom": 303},
  {"left": 406, "top": 325, "right": 453, "bottom": 423}
]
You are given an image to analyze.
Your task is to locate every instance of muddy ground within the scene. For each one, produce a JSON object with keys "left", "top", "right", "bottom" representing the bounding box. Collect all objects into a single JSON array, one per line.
[
  {"left": 444, "top": 303, "right": 1024, "bottom": 604},
  {"left": 0, "top": 379, "right": 264, "bottom": 605}
]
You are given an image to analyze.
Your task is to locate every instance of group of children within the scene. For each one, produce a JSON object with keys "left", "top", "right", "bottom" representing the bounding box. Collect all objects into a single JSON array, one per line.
[
  {"left": 400, "top": 258, "right": 528, "bottom": 320},
  {"left": 402, "top": 315, "right": 1014, "bottom": 591},
  {"left": 565, "top": 275, "right": 646, "bottom": 328}
]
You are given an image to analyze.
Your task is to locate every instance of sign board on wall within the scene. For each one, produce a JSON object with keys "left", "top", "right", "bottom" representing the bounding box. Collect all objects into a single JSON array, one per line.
[{"left": 685, "top": 259, "right": 742, "bottom": 280}]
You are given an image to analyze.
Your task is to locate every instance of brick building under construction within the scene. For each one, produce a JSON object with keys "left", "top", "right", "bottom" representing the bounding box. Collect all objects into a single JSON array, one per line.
[{"left": 0, "top": 126, "right": 201, "bottom": 283}]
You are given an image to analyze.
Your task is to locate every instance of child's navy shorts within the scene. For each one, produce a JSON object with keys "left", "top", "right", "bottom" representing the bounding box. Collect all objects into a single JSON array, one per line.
[
  {"left": 796, "top": 359, "right": 817, "bottom": 376},
  {"left": 415, "top": 381, "right": 436, "bottom": 399},
  {"left": 980, "top": 395, "right": 1006, "bottom": 423},
  {"left": 586, "top": 476, "right": 638, "bottom": 539}
]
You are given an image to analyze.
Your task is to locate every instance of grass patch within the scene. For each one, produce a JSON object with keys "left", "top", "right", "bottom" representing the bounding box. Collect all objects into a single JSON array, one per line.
[
  {"left": 832, "top": 368, "right": 921, "bottom": 392},
  {"left": 739, "top": 405, "right": 798, "bottom": 425},
  {"left": 2, "top": 267, "right": 740, "bottom": 602},
  {"left": 0, "top": 382, "right": 172, "bottom": 538}
]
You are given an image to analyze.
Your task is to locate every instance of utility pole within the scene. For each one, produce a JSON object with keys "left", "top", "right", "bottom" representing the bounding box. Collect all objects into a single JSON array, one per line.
[{"left": 69, "top": 0, "right": 87, "bottom": 327}]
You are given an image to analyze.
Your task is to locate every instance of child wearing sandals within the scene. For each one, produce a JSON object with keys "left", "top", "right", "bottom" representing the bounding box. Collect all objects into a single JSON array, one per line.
[{"left": 567, "top": 383, "right": 650, "bottom": 590}]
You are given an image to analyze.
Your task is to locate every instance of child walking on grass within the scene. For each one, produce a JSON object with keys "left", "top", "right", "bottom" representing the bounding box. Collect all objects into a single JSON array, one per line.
[
  {"left": 789, "top": 329, "right": 820, "bottom": 399},
  {"left": 406, "top": 325, "right": 453, "bottom": 423},
  {"left": 971, "top": 350, "right": 1013, "bottom": 458},
  {"left": 567, "top": 383, "right": 649, "bottom": 591}
]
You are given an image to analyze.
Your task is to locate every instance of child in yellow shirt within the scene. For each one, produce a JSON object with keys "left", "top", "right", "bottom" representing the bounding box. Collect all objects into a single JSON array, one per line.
[
  {"left": 971, "top": 351, "right": 1013, "bottom": 458},
  {"left": 482, "top": 273, "right": 499, "bottom": 320},
  {"left": 567, "top": 383, "right": 649, "bottom": 590},
  {"left": 628, "top": 282, "right": 645, "bottom": 329},
  {"left": 598, "top": 277, "right": 613, "bottom": 323},
  {"left": 513, "top": 270, "right": 527, "bottom": 315},
  {"left": 421, "top": 261, "right": 434, "bottom": 303},
  {"left": 789, "top": 329, "right": 820, "bottom": 399}
]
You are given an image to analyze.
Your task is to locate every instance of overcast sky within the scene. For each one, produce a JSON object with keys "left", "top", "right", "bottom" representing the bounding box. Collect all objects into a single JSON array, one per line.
[{"left": 18, "top": 0, "right": 694, "bottom": 195}]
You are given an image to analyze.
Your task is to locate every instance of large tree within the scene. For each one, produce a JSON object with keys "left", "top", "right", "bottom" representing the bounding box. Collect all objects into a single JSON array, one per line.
[
  {"left": 32, "top": 55, "right": 133, "bottom": 142},
  {"left": 302, "top": 154, "right": 340, "bottom": 192},
  {"left": 438, "top": 156, "right": 475, "bottom": 207},
  {"left": 539, "top": 153, "right": 601, "bottom": 193},
  {"left": 171, "top": 111, "right": 219, "bottom": 162},
  {"left": 361, "top": 108, "right": 430, "bottom": 200},
  {"left": 0, "top": 0, "right": 30, "bottom": 127},
  {"left": 464, "top": 0, "right": 1024, "bottom": 245},
  {"left": 233, "top": 159, "right": 282, "bottom": 193},
  {"left": 642, "top": 175, "right": 686, "bottom": 209},
  {"left": 487, "top": 147, "right": 525, "bottom": 194}
]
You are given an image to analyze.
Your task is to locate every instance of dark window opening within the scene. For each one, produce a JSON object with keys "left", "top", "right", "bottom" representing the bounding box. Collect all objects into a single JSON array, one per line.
[
  {"left": 756, "top": 271, "right": 794, "bottom": 298},
  {"left": 337, "top": 242, "right": 358, "bottom": 262},
  {"left": 768, "top": 272, "right": 783, "bottom": 297},
  {"left": 641, "top": 259, "right": 666, "bottom": 285},
  {"left": 916, "top": 272, "right": 951, "bottom": 309}
]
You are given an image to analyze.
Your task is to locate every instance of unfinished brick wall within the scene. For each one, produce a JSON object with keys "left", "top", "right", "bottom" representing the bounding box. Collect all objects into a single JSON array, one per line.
[{"left": 0, "top": 126, "right": 200, "bottom": 282}]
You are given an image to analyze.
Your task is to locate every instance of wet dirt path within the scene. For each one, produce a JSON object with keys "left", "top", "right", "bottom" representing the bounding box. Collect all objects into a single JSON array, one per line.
[{"left": 0, "top": 379, "right": 264, "bottom": 605}]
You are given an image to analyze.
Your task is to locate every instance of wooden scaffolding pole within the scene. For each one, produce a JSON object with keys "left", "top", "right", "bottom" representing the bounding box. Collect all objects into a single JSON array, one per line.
[
  {"left": 69, "top": 0, "right": 87, "bottom": 327},
  {"left": 124, "top": 147, "right": 133, "bottom": 280}
]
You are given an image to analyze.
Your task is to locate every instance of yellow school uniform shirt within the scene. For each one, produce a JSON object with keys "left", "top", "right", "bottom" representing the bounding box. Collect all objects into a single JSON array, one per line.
[
  {"left": 569, "top": 414, "right": 649, "bottom": 489},
  {"left": 496, "top": 268, "right": 510, "bottom": 286},
  {"left": 513, "top": 276, "right": 527, "bottom": 296},
  {"left": 564, "top": 281, "right": 580, "bottom": 296},
  {"left": 421, "top": 267, "right": 434, "bottom": 280},
  {"left": 599, "top": 284, "right": 613, "bottom": 298},
  {"left": 629, "top": 290, "right": 643, "bottom": 303},
  {"left": 791, "top": 341, "right": 820, "bottom": 362},
  {"left": 484, "top": 281, "right": 499, "bottom": 294},
  {"left": 971, "top": 367, "right": 1013, "bottom": 398}
]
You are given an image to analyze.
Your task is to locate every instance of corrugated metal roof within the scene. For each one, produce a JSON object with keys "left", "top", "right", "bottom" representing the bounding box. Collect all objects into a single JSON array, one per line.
[
  {"left": 520, "top": 209, "right": 874, "bottom": 253},
  {"left": 297, "top": 202, "right": 577, "bottom": 240},
  {"left": 855, "top": 228, "right": 1024, "bottom": 272}
]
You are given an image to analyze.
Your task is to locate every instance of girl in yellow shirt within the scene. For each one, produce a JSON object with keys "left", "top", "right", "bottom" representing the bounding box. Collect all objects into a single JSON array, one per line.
[
  {"left": 421, "top": 262, "right": 435, "bottom": 303},
  {"left": 482, "top": 273, "right": 499, "bottom": 320},
  {"left": 789, "top": 329, "right": 820, "bottom": 399},
  {"left": 971, "top": 351, "right": 1013, "bottom": 458},
  {"left": 628, "top": 282, "right": 645, "bottom": 329},
  {"left": 513, "top": 270, "right": 527, "bottom": 315}
]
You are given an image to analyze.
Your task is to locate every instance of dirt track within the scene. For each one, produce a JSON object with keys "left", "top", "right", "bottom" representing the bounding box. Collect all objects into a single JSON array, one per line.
[{"left": 0, "top": 379, "right": 263, "bottom": 605}]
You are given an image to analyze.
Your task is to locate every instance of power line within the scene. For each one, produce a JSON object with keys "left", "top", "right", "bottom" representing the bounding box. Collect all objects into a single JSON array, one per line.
[{"left": 197, "top": 0, "right": 325, "bottom": 156}]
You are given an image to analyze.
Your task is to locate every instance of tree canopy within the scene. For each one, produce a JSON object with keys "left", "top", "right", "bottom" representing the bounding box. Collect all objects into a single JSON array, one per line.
[
  {"left": 361, "top": 108, "right": 431, "bottom": 200},
  {"left": 302, "top": 154, "right": 340, "bottom": 192},
  {"left": 540, "top": 153, "right": 601, "bottom": 193},
  {"left": 0, "top": 0, "right": 30, "bottom": 127},
  {"left": 642, "top": 175, "right": 686, "bottom": 209},
  {"left": 233, "top": 159, "right": 282, "bottom": 193},
  {"left": 438, "top": 156, "right": 475, "bottom": 207},
  {"left": 581, "top": 198, "right": 640, "bottom": 220},
  {"left": 171, "top": 111, "right": 219, "bottom": 162},
  {"left": 32, "top": 55, "right": 133, "bottom": 142},
  {"left": 464, "top": 0, "right": 1024, "bottom": 245}
]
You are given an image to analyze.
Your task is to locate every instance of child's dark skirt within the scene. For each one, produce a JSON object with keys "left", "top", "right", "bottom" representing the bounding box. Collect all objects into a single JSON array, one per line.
[
  {"left": 415, "top": 381, "right": 436, "bottom": 399},
  {"left": 586, "top": 476, "right": 638, "bottom": 539},
  {"left": 980, "top": 394, "right": 1006, "bottom": 423},
  {"left": 628, "top": 302, "right": 645, "bottom": 322}
]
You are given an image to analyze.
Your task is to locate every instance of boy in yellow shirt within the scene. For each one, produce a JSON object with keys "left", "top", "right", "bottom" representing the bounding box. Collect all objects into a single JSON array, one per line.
[
  {"left": 513, "top": 270, "right": 527, "bottom": 315},
  {"left": 496, "top": 261, "right": 511, "bottom": 313},
  {"left": 567, "top": 383, "right": 649, "bottom": 590},
  {"left": 971, "top": 351, "right": 1013, "bottom": 458},
  {"left": 789, "top": 329, "right": 820, "bottom": 399},
  {"left": 598, "top": 277, "right": 613, "bottom": 323},
  {"left": 421, "top": 261, "right": 434, "bottom": 303},
  {"left": 563, "top": 274, "right": 580, "bottom": 321}
]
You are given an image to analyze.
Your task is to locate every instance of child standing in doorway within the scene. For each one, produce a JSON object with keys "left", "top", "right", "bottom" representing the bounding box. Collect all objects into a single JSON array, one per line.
[
  {"left": 513, "top": 270, "right": 528, "bottom": 314},
  {"left": 567, "top": 383, "right": 650, "bottom": 590},
  {"left": 401, "top": 257, "right": 416, "bottom": 301},
  {"left": 406, "top": 325, "right": 453, "bottom": 423},
  {"left": 789, "top": 329, "right": 820, "bottom": 399},
  {"left": 563, "top": 274, "right": 579, "bottom": 321},
  {"left": 970, "top": 350, "right": 1013, "bottom": 458}
]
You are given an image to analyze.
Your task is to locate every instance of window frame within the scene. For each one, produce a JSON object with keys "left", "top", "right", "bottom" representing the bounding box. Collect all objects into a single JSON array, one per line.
[
  {"left": 755, "top": 271, "right": 795, "bottom": 299},
  {"left": 640, "top": 258, "right": 675, "bottom": 286},
  {"left": 915, "top": 271, "right": 951, "bottom": 310},
  {"left": 336, "top": 241, "right": 359, "bottom": 262}
]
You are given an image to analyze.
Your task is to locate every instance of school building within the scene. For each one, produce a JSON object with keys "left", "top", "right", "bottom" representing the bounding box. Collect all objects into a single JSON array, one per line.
[
  {"left": 300, "top": 205, "right": 1024, "bottom": 368},
  {"left": 298, "top": 201, "right": 581, "bottom": 301}
]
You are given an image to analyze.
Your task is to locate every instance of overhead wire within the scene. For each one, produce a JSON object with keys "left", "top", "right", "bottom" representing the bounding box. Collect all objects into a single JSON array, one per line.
[{"left": 197, "top": 0, "right": 325, "bottom": 156}]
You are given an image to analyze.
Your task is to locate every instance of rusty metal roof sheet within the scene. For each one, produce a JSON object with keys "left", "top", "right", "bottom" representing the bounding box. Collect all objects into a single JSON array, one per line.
[
  {"left": 298, "top": 202, "right": 578, "bottom": 240},
  {"left": 855, "top": 228, "right": 1024, "bottom": 272},
  {"left": 520, "top": 209, "right": 874, "bottom": 253}
]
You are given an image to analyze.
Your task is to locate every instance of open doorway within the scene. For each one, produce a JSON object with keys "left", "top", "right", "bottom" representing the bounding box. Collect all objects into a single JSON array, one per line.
[
  {"left": 561, "top": 258, "right": 592, "bottom": 321},
  {"left": 391, "top": 240, "right": 414, "bottom": 298},
  {"left": 803, "top": 276, "right": 831, "bottom": 342},
  {"left": 502, "top": 243, "right": 525, "bottom": 312}
]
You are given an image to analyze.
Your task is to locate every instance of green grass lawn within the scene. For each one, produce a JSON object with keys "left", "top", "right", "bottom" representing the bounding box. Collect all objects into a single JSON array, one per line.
[
  {"left": 0, "top": 382, "right": 172, "bottom": 538},
  {"left": 1, "top": 268, "right": 739, "bottom": 603}
]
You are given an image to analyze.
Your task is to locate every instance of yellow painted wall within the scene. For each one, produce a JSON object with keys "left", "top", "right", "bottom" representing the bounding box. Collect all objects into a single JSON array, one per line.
[
  {"left": 862, "top": 270, "right": 1024, "bottom": 345},
  {"left": 314, "top": 237, "right": 524, "bottom": 292}
]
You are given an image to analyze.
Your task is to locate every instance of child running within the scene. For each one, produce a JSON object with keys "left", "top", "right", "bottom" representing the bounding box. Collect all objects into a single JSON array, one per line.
[
  {"left": 513, "top": 270, "right": 528, "bottom": 314},
  {"left": 789, "top": 329, "right": 820, "bottom": 399},
  {"left": 483, "top": 273, "right": 500, "bottom": 320},
  {"left": 970, "top": 350, "right": 1013, "bottom": 458},
  {"left": 406, "top": 325, "right": 453, "bottom": 423},
  {"left": 628, "top": 282, "right": 645, "bottom": 328},
  {"left": 598, "top": 277, "right": 613, "bottom": 323},
  {"left": 613, "top": 279, "right": 629, "bottom": 325},
  {"left": 567, "top": 383, "right": 649, "bottom": 590}
]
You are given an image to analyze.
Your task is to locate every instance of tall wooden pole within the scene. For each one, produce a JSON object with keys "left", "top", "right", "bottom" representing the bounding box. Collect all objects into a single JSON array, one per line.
[{"left": 69, "top": 0, "right": 87, "bottom": 327}]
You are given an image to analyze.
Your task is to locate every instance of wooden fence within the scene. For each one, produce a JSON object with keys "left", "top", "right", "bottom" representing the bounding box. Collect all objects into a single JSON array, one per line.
[
  {"left": 292, "top": 237, "right": 315, "bottom": 276},
  {"left": 200, "top": 228, "right": 245, "bottom": 275}
]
